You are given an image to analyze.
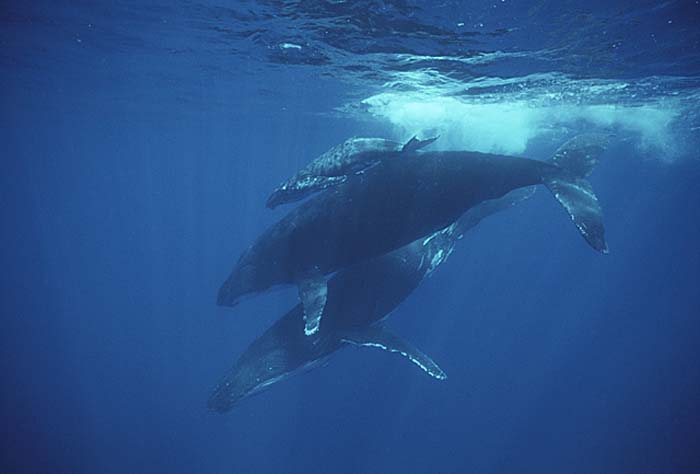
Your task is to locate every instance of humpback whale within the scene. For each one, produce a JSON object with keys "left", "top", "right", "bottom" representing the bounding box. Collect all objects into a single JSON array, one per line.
[
  {"left": 218, "top": 135, "right": 608, "bottom": 336},
  {"left": 209, "top": 135, "right": 609, "bottom": 411},
  {"left": 209, "top": 193, "right": 533, "bottom": 412},
  {"left": 266, "top": 136, "right": 438, "bottom": 208},
  {"left": 208, "top": 232, "right": 449, "bottom": 413}
]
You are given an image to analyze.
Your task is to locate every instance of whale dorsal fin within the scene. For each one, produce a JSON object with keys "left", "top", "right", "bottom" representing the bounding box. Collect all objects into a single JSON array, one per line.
[
  {"left": 401, "top": 135, "right": 439, "bottom": 153},
  {"left": 341, "top": 326, "right": 447, "bottom": 380},
  {"left": 298, "top": 273, "right": 327, "bottom": 336}
]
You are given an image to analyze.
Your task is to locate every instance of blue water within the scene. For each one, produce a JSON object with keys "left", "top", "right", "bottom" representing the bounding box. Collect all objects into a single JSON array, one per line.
[{"left": 2, "top": 1, "right": 699, "bottom": 473}]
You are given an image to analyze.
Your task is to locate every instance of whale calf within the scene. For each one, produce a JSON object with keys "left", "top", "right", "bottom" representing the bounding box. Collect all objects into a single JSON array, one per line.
[
  {"left": 210, "top": 135, "right": 610, "bottom": 410},
  {"left": 266, "top": 135, "right": 438, "bottom": 208},
  {"left": 218, "top": 137, "right": 608, "bottom": 336}
]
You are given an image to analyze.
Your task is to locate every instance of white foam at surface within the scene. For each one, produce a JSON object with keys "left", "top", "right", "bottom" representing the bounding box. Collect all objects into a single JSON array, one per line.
[{"left": 362, "top": 92, "right": 682, "bottom": 159}]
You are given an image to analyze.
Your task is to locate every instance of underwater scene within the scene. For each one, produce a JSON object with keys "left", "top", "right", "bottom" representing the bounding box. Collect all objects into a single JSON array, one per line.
[{"left": 2, "top": 1, "right": 700, "bottom": 473}]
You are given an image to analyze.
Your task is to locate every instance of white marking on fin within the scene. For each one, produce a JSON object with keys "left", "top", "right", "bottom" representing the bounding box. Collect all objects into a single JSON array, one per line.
[
  {"left": 341, "top": 327, "right": 447, "bottom": 380},
  {"left": 299, "top": 274, "right": 327, "bottom": 336}
]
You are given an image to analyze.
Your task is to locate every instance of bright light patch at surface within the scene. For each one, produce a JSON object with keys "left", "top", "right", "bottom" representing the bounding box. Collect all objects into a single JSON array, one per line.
[{"left": 362, "top": 92, "right": 682, "bottom": 159}]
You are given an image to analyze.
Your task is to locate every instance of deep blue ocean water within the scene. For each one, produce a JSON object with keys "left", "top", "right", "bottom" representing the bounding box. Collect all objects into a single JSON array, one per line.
[{"left": 2, "top": 1, "right": 700, "bottom": 473}]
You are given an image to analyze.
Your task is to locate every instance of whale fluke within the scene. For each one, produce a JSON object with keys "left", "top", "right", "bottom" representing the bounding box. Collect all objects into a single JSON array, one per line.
[
  {"left": 544, "top": 133, "right": 610, "bottom": 253},
  {"left": 341, "top": 326, "right": 447, "bottom": 380},
  {"left": 552, "top": 133, "right": 611, "bottom": 178},
  {"left": 544, "top": 174, "right": 608, "bottom": 253}
]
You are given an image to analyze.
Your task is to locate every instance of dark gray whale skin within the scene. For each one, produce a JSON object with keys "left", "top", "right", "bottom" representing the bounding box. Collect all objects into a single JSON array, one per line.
[
  {"left": 209, "top": 134, "right": 609, "bottom": 411},
  {"left": 208, "top": 237, "right": 429, "bottom": 412},
  {"left": 218, "top": 150, "right": 606, "bottom": 307},
  {"left": 209, "top": 190, "right": 532, "bottom": 412}
]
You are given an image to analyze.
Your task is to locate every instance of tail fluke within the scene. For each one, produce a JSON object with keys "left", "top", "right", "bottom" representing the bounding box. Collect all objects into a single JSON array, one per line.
[
  {"left": 551, "top": 133, "right": 611, "bottom": 178},
  {"left": 545, "top": 133, "right": 611, "bottom": 253},
  {"left": 544, "top": 175, "right": 608, "bottom": 253}
]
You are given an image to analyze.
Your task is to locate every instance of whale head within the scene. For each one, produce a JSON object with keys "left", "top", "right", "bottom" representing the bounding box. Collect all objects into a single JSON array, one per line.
[
  {"left": 207, "top": 314, "right": 327, "bottom": 412},
  {"left": 217, "top": 261, "right": 260, "bottom": 307},
  {"left": 208, "top": 346, "right": 293, "bottom": 412}
]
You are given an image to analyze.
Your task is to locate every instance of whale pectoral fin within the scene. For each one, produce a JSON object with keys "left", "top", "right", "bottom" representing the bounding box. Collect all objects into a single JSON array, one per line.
[
  {"left": 401, "top": 135, "right": 439, "bottom": 153},
  {"left": 298, "top": 275, "right": 327, "bottom": 336},
  {"left": 341, "top": 326, "right": 447, "bottom": 380}
]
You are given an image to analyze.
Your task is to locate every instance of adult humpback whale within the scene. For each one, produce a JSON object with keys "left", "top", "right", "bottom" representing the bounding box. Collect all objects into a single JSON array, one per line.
[
  {"left": 209, "top": 135, "right": 609, "bottom": 412},
  {"left": 218, "top": 136, "right": 608, "bottom": 336},
  {"left": 208, "top": 233, "right": 449, "bottom": 412},
  {"left": 209, "top": 189, "right": 531, "bottom": 412}
]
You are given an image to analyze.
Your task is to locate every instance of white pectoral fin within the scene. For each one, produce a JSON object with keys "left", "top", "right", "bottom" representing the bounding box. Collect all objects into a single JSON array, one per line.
[
  {"left": 298, "top": 274, "right": 328, "bottom": 336},
  {"left": 341, "top": 326, "right": 447, "bottom": 380}
]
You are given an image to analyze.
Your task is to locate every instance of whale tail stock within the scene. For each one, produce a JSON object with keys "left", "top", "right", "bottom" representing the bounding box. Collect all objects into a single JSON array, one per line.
[{"left": 543, "top": 133, "right": 611, "bottom": 253}]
